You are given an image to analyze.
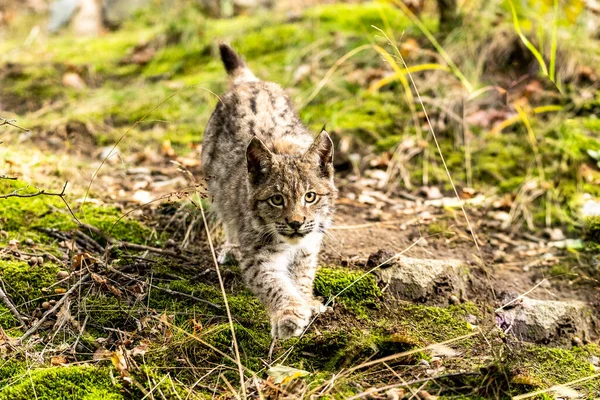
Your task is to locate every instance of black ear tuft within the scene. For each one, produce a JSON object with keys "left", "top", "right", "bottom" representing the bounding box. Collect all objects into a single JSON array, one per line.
[
  {"left": 246, "top": 136, "right": 273, "bottom": 185},
  {"left": 304, "top": 129, "right": 334, "bottom": 179},
  {"left": 219, "top": 43, "right": 245, "bottom": 75}
]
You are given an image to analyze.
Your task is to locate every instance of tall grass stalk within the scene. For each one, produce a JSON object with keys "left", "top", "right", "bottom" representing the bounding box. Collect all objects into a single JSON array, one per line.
[{"left": 389, "top": 0, "right": 474, "bottom": 93}]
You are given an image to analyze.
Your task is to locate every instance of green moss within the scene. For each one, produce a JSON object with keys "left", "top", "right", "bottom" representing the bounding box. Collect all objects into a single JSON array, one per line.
[
  {"left": 585, "top": 216, "right": 600, "bottom": 243},
  {"left": 509, "top": 344, "right": 598, "bottom": 391},
  {"left": 314, "top": 266, "right": 381, "bottom": 306},
  {"left": 82, "top": 295, "right": 136, "bottom": 331},
  {"left": 304, "top": 3, "right": 417, "bottom": 34},
  {"left": 0, "top": 365, "right": 123, "bottom": 400},
  {"left": 0, "top": 260, "right": 59, "bottom": 311},
  {"left": 391, "top": 302, "right": 475, "bottom": 344},
  {"left": 0, "top": 304, "right": 19, "bottom": 329},
  {"left": 0, "top": 180, "right": 155, "bottom": 245}
]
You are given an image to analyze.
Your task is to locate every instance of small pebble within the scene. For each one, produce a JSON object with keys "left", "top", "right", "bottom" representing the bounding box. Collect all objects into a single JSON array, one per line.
[
  {"left": 165, "top": 239, "right": 176, "bottom": 248},
  {"left": 24, "top": 238, "right": 35, "bottom": 246},
  {"left": 42, "top": 301, "right": 51, "bottom": 310},
  {"left": 56, "top": 271, "right": 70, "bottom": 280},
  {"left": 449, "top": 295, "right": 460, "bottom": 305},
  {"left": 419, "top": 359, "right": 430, "bottom": 367},
  {"left": 590, "top": 355, "right": 600, "bottom": 366},
  {"left": 36, "top": 256, "right": 44, "bottom": 265},
  {"left": 572, "top": 336, "right": 583, "bottom": 347},
  {"left": 27, "top": 258, "right": 38, "bottom": 266}
]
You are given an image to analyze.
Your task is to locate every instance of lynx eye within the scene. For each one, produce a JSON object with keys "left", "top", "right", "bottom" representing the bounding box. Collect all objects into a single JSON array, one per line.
[
  {"left": 304, "top": 192, "right": 318, "bottom": 204},
  {"left": 269, "top": 194, "right": 285, "bottom": 207}
]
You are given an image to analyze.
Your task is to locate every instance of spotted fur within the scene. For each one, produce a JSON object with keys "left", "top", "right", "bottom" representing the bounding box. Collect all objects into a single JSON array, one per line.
[{"left": 201, "top": 44, "right": 337, "bottom": 339}]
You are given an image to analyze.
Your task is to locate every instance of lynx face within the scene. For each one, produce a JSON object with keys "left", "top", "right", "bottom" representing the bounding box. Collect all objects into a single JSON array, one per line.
[{"left": 246, "top": 132, "right": 335, "bottom": 244}]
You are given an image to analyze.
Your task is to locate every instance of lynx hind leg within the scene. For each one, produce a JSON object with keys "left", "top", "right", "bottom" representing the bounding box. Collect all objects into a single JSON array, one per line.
[{"left": 217, "top": 223, "right": 240, "bottom": 265}]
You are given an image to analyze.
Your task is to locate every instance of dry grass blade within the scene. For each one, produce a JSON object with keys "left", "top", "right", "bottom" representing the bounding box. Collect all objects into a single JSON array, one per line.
[
  {"left": 491, "top": 105, "right": 563, "bottom": 134},
  {"left": 389, "top": 0, "right": 473, "bottom": 93},
  {"left": 512, "top": 373, "right": 600, "bottom": 399},
  {"left": 343, "top": 331, "right": 478, "bottom": 377},
  {"left": 372, "top": 27, "right": 487, "bottom": 273},
  {"left": 507, "top": 0, "right": 549, "bottom": 77},
  {"left": 196, "top": 198, "right": 247, "bottom": 399},
  {"left": 300, "top": 44, "right": 371, "bottom": 109}
]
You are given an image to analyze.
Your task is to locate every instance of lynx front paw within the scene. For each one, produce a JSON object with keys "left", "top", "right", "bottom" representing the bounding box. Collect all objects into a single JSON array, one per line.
[{"left": 270, "top": 302, "right": 311, "bottom": 339}]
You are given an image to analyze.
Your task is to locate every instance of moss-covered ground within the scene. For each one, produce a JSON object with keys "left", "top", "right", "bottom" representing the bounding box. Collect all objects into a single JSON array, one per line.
[{"left": 1, "top": 0, "right": 600, "bottom": 398}]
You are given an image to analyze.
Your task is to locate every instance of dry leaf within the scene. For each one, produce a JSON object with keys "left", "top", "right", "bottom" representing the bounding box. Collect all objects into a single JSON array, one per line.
[
  {"left": 55, "top": 288, "right": 67, "bottom": 294},
  {"left": 111, "top": 349, "right": 129, "bottom": 378},
  {"left": 50, "top": 356, "right": 67, "bottom": 366},
  {"left": 73, "top": 253, "right": 95, "bottom": 268},
  {"left": 131, "top": 339, "right": 150, "bottom": 357}
]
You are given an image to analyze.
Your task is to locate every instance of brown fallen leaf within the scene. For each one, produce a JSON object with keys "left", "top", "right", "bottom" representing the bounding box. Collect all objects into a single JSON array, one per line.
[
  {"left": 51, "top": 356, "right": 67, "bottom": 366},
  {"left": 73, "top": 253, "right": 95, "bottom": 269}
]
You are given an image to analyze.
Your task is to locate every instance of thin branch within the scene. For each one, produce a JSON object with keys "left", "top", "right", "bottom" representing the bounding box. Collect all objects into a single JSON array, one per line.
[
  {"left": 106, "top": 265, "right": 221, "bottom": 310},
  {"left": 0, "top": 278, "right": 27, "bottom": 327},
  {"left": 0, "top": 117, "right": 29, "bottom": 132},
  {"left": 0, "top": 181, "right": 82, "bottom": 225}
]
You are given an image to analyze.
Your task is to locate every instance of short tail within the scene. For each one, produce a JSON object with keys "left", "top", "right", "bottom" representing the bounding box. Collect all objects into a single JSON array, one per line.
[{"left": 219, "top": 43, "right": 258, "bottom": 84}]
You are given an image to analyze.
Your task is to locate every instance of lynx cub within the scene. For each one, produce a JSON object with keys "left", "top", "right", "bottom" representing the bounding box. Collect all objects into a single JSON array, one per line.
[{"left": 201, "top": 44, "right": 337, "bottom": 339}]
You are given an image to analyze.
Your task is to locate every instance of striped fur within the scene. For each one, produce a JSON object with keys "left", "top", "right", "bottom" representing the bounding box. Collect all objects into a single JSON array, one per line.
[{"left": 201, "top": 44, "right": 337, "bottom": 339}]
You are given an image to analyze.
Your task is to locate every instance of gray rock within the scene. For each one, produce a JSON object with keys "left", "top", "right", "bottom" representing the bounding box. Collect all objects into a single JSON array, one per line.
[
  {"left": 496, "top": 297, "right": 595, "bottom": 344},
  {"left": 374, "top": 256, "right": 469, "bottom": 304}
]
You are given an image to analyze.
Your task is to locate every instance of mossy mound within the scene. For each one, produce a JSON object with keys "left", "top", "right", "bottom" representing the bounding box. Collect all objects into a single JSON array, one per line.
[
  {"left": 508, "top": 344, "right": 600, "bottom": 394},
  {"left": 0, "top": 364, "right": 124, "bottom": 400},
  {"left": 0, "top": 180, "right": 155, "bottom": 245}
]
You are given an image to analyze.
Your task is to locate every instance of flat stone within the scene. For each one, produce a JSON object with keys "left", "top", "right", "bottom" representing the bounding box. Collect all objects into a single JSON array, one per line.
[
  {"left": 496, "top": 297, "right": 595, "bottom": 344},
  {"left": 373, "top": 256, "right": 469, "bottom": 305}
]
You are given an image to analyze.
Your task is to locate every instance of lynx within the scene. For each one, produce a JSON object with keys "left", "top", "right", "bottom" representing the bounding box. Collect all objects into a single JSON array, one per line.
[{"left": 201, "top": 44, "right": 337, "bottom": 339}]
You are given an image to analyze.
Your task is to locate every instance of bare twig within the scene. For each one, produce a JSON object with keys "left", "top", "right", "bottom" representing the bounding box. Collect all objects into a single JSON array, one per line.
[
  {"left": 18, "top": 273, "right": 90, "bottom": 344},
  {"left": 0, "top": 181, "right": 82, "bottom": 225},
  {"left": 0, "top": 117, "right": 29, "bottom": 132},
  {"left": 0, "top": 278, "right": 27, "bottom": 327},
  {"left": 108, "top": 242, "right": 191, "bottom": 261},
  {"left": 106, "top": 265, "right": 221, "bottom": 310}
]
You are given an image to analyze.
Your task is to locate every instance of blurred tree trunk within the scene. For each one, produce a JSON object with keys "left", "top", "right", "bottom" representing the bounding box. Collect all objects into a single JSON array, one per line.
[{"left": 437, "top": 0, "right": 461, "bottom": 31}]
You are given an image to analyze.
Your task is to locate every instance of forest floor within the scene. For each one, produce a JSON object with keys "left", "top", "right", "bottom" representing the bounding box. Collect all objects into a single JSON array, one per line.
[{"left": 1, "top": 1, "right": 600, "bottom": 399}]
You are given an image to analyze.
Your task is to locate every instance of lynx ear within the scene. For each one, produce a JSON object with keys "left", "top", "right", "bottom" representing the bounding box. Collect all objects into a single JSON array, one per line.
[
  {"left": 304, "top": 129, "right": 334, "bottom": 179},
  {"left": 246, "top": 136, "right": 274, "bottom": 185}
]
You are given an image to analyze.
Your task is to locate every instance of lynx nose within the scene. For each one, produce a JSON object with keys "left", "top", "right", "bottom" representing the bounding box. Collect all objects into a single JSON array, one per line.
[{"left": 287, "top": 219, "right": 304, "bottom": 231}]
